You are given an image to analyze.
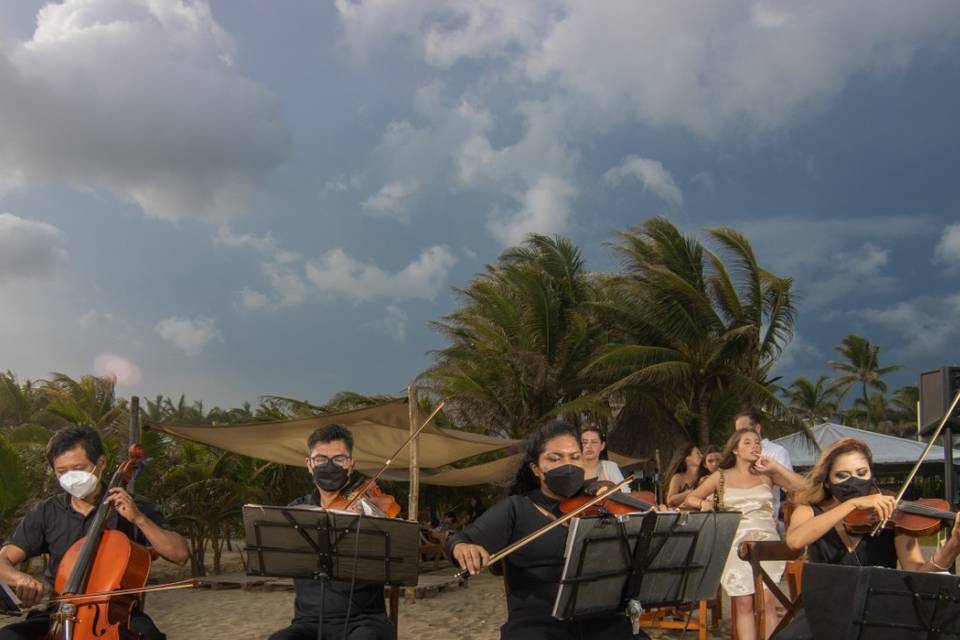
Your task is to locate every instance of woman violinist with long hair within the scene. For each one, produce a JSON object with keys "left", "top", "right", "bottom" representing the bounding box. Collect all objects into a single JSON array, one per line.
[
  {"left": 773, "top": 437, "right": 960, "bottom": 639},
  {"left": 445, "top": 420, "right": 635, "bottom": 640}
]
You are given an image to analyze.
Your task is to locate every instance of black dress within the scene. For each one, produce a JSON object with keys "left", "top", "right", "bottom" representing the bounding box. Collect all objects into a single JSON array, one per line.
[
  {"left": 444, "top": 490, "right": 634, "bottom": 640},
  {"left": 772, "top": 505, "right": 898, "bottom": 640}
]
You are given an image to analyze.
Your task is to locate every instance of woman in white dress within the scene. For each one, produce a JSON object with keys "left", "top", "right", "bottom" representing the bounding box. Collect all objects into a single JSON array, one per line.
[
  {"left": 580, "top": 427, "right": 626, "bottom": 490},
  {"left": 684, "top": 428, "right": 805, "bottom": 640}
]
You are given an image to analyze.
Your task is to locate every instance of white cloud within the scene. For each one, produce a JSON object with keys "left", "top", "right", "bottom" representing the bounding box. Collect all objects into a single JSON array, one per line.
[
  {"left": 305, "top": 246, "right": 456, "bottom": 302},
  {"left": 690, "top": 171, "right": 715, "bottom": 192},
  {"left": 771, "top": 333, "right": 822, "bottom": 375},
  {"left": 93, "top": 353, "right": 142, "bottom": 385},
  {"left": 738, "top": 215, "right": 926, "bottom": 308},
  {"left": 0, "top": 213, "right": 67, "bottom": 284},
  {"left": 366, "top": 305, "right": 408, "bottom": 341},
  {"left": 603, "top": 155, "right": 683, "bottom": 207},
  {"left": 0, "top": 0, "right": 287, "bottom": 221},
  {"left": 935, "top": 223, "right": 960, "bottom": 269},
  {"left": 237, "top": 288, "right": 270, "bottom": 311},
  {"left": 487, "top": 175, "right": 576, "bottom": 247},
  {"left": 362, "top": 180, "right": 420, "bottom": 218},
  {"left": 156, "top": 316, "right": 220, "bottom": 355},
  {"left": 852, "top": 293, "right": 960, "bottom": 358},
  {"left": 337, "top": 1, "right": 960, "bottom": 137},
  {"left": 214, "top": 227, "right": 299, "bottom": 264}
]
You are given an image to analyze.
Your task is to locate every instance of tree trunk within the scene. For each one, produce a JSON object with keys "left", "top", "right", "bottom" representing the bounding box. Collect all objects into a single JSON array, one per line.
[
  {"left": 862, "top": 383, "right": 872, "bottom": 429},
  {"left": 697, "top": 395, "right": 710, "bottom": 448}
]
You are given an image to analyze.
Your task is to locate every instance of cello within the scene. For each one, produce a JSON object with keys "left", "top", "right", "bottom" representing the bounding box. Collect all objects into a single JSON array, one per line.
[{"left": 46, "top": 444, "right": 151, "bottom": 640}]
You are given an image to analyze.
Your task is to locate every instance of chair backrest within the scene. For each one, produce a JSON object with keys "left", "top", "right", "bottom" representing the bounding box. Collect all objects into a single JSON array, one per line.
[{"left": 737, "top": 541, "right": 805, "bottom": 638}]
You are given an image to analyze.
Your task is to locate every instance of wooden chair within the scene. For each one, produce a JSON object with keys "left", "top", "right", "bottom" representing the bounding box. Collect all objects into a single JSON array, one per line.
[
  {"left": 418, "top": 526, "right": 446, "bottom": 570},
  {"left": 731, "top": 541, "right": 805, "bottom": 639},
  {"left": 638, "top": 598, "right": 719, "bottom": 640}
]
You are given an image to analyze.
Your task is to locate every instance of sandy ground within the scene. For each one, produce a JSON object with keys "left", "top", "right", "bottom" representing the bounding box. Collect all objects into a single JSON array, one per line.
[{"left": 1, "top": 550, "right": 732, "bottom": 639}]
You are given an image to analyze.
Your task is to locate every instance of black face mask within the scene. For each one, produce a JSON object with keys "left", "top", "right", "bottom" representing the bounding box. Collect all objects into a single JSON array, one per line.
[
  {"left": 827, "top": 476, "right": 875, "bottom": 502},
  {"left": 312, "top": 460, "right": 350, "bottom": 492},
  {"left": 542, "top": 464, "right": 585, "bottom": 498}
]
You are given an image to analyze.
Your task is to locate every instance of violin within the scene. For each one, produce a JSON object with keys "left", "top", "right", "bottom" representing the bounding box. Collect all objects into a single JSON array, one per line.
[
  {"left": 324, "top": 401, "right": 446, "bottom": 520},
  {"left": 559, "top": 480, "right": 656, "bottom": 517},
  {"left": 47, "top": 444, "right": 151, "bottom": 640},
  {"left": 843, "top": 492, "right": 956, "bottom": 537},
  {"left": 326, "top": 478, "right": 402, "bottom": 518}
]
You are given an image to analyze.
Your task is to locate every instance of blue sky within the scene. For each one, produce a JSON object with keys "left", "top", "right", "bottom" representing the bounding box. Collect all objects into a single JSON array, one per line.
[{"left": 1, "top": 1, "right": 958, "bottom": 409}]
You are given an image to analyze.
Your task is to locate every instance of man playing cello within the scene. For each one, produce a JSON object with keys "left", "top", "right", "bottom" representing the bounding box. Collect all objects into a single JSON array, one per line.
[
  {"left": 268, "top": 424, "right": 394, "bottom": 640},
  {"left": 0, "top": 424, "right": 189, "bottom": 640}
]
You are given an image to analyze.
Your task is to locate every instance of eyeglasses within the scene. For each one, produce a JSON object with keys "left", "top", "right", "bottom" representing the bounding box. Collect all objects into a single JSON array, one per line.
[{"left": 309, "top": 454, "right": 351, "bottom": 466}]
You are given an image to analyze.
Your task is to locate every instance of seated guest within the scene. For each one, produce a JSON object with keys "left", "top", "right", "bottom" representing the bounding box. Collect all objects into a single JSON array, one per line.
[
  {"left": 0, "top": 425, "right": 189, "bottom": 640},
  {"left": 699, "top": 444, "right": 722, "bottom": 478},
  {"left": 580, "top": 427, "right": 627, "bottom": 491},
  {"left": 665, "top": 444, "right": 706, "bottom": 508},
  {"left": 269, "top": 424, "right": 393, "bottom": 640}
]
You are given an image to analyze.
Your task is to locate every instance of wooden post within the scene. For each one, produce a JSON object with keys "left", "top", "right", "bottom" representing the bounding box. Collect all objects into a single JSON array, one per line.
[
  {"left": 128, "top": 395, "right": 140, "bottom": 493},
  {"left": 407, "top": 385, "right": 420, "bottom": 523}
]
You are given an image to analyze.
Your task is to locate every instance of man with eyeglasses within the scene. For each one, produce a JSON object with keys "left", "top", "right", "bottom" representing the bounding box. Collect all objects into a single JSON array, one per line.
[{"left": 268, "top": 423, "right": 394, "bottom": 640}]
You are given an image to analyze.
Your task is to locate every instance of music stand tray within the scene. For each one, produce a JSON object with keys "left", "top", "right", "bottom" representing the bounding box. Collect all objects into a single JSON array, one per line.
[
  {"left": 804, "top": 563, "right": 960, "bottom": 640},
  {"left": 552, "top": 511, "right": 741, "bottom": 620},
  {"left": 242, "top": 504, "right": 420, "bottom": 587}
]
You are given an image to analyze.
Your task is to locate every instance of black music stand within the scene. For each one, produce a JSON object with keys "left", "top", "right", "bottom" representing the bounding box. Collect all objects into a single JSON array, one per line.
[
  {"left": 803, "top": 563, "right": 960, "bottom": 639},
  {"left": 242, "top": 504, "right": 419, "bottom": 639},
  {"left": 552, "top": 511, "right": 741, "bottom": 621},
  {"left": 0, "top": 580, "right": 22, "bottom": 616}
]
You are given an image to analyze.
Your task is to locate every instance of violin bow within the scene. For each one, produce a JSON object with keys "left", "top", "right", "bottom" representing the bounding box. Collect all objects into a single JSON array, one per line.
[
  {"left": 340, "top": 401, "right": 446, "bottom": 513},
  {"left": 19, "top": 579, "right": 199, "bottom": 611},
  {"left": 454, "top": 474, "right": 636, "bottom": 580},
  {"left": 872, "top": 389, "right": 960, "bottom": 536}
]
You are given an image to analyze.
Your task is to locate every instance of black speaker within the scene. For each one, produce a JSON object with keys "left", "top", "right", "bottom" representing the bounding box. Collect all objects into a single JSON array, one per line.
[{"left": 919, "top": 366, "right": 960, "bottom": 433}]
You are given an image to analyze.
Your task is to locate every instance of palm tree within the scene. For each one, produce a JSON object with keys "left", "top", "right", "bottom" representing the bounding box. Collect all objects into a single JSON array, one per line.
[
  {"left": 829, "top": 335, "right": 903, "bottom": 429},
  {"left": 421, "top": 234, "right": 606, "bottom": 438},
  {"left": 784, "top": 376, "right": 839, "bottom": 426},
  {"left": 41, "top": 372, "right": 124, "bottom": 429},
  {"left": 587, "top": 218, "right": 796, "bottom": 448},
  {"left": 0, "top": 371, "right": 47, "bottom": 429},
  {"left": 0, "top": 434, "right": 31, "bottom": 535},
  {"left": 844, "top": 393, "right": 892, "bottom": 432}
]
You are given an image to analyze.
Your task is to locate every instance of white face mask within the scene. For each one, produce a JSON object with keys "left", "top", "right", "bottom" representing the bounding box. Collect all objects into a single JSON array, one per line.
[{"left": 58, "top": 469, "right": 100, "bottom": 499}]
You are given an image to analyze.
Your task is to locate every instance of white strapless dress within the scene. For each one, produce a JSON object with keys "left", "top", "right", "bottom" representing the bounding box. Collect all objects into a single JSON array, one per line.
[{"left": 720, "top": 484, "right": 784, "bottom": 597}]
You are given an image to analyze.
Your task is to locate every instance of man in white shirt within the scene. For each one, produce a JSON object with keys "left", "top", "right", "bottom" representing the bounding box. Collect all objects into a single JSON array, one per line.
[{"left": 735, "top": 409, "right": 793, "bottom": 530}]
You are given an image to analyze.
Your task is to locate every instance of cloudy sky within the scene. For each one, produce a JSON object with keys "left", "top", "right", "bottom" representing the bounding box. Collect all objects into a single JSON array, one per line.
[{"left": 1, "top": 0, "right": 958, "bottom": 409}]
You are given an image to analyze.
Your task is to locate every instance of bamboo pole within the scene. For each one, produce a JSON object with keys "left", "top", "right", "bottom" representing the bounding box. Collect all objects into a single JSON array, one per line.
[
  {"left": 128, "top": 396, "right": 140, "bottom": 493},
  {"left": 408, "top": 385, "right": 420, "bottom": 522}
]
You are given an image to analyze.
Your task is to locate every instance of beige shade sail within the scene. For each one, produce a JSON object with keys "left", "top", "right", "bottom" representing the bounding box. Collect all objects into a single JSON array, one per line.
[
  {"left": 410, "top": 451, "right": 646, "bottom": 487},
  {"left": 146, "top": 398, "right": 521, "bottom": 472}
]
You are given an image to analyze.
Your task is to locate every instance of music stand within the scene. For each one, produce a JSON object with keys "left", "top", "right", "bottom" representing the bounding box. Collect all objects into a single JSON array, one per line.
[
  {"left": 803, "top": 563, "right": 960, "bottom": 640},
  {"left": 0, "top": 580, "right": 22, "bottom": 616},
  {"left": 552, "top": 511, "right": 741, "bottom": 620},
  {"left": 242, "top": 504, "right": 420, "bottom": 638}
]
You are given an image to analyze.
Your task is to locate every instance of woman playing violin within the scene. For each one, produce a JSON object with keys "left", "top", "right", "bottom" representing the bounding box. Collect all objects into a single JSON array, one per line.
[
  {"left": 773, "top": 437, "right": 960, "bottom": 640},
  {"left": 785, "top": 437, "right": 960, "bottom": 569},
  {"left": 446, "top": 420, "right": 635, "bottom": 640}
]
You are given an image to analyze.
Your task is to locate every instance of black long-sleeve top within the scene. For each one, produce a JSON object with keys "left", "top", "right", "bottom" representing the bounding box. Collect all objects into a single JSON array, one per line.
[{"left": 445, "top": 490, "right": 568, "bottom": 621}]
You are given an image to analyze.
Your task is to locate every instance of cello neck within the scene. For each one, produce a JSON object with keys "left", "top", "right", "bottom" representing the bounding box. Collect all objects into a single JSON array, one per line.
[{"left": 61, "top": 465, "right": 126, "bottom": 594}]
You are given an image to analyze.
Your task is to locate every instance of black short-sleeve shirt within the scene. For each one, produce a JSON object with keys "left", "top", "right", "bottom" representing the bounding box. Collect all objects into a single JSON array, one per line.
[
  {"left": 287, "top": 491, "right": 388, "bottom": 625},
  {"left": 2, "top": 486, "right": 167, "bottom": 584}
]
